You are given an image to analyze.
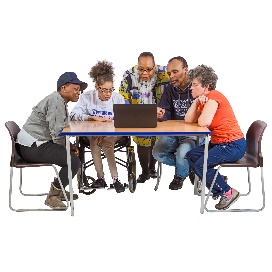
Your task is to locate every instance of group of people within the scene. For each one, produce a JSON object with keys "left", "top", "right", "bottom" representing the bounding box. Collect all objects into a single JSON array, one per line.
[{"left": 16, "top": 52, "right": 246, "bottom": 211}]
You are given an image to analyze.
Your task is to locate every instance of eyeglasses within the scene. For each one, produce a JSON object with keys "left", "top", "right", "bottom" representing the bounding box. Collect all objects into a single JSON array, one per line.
[
  {"left": 137, "top": 66, "right": 154, "bottom": 73},
  {"left": 98, "top": 87, "right": 115, "bottom": 94}
]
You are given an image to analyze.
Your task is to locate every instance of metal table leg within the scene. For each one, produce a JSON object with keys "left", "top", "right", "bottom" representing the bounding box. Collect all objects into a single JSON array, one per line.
[
  {"left": 66, "top": 136, "right": 74, "bottom": 216},
  {"left": 200, "top": 135, "right": 209, "bottom": 214}
]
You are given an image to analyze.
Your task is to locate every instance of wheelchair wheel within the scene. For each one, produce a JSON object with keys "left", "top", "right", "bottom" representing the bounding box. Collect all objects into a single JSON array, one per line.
[{"left": 127, "top": 149, "right": 137, "bottom": 193}]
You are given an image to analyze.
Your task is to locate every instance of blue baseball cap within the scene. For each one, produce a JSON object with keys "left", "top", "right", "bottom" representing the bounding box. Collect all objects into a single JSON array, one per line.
[{"left": 57, "top": 72, "right": 88, "bottom": 91}]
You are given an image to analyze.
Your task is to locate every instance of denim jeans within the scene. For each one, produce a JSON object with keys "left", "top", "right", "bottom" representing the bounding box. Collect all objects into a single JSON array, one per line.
[
  {"left": 152, "top": 135, "right": 204, "bottom": 179},
  {"left": 186, "top": 138, "right": 246, "bottom": 197}
]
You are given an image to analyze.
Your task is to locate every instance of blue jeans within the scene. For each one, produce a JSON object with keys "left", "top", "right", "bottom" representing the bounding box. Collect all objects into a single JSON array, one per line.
[
  {"left": 152, "top": 136, "right": 204, "bottom": 179},
  {"left": 186, "top": 138, "right": 246, "bottom": 197}
]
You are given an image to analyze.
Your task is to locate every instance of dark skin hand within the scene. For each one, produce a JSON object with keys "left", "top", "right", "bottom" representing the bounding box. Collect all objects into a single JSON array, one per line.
[
  {"left": 96, "top": 136, "right": 105, "bottom": 146},
  {"left": 70, "top": 143, "right": 79, "bottom": 156}
]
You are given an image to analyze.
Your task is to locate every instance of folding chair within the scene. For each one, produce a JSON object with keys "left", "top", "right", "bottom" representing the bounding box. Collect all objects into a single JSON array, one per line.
[
  {"left": 203, "top": 120, "right": 267, "bottom": 212},
  {"left": 5, "top": 121, "right": 68, "bottom": 212}
]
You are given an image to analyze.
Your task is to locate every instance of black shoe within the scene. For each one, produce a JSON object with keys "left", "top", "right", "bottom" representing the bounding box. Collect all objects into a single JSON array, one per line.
[
  {"left": 169, "top": 175, "right": 185, "bottom": 190},
  {"left": 150, "top": 170, "right": 157, "bottom": 179},
  {"left": 113, "top": 179, "right": 125, "bottom": 193},
  {"left": 189, "top": 167, "right": 195, "bottom": 185},
  {"left": 91, "top": 178, "right": 108, "bottom": 189},
  {"left": 137, "top": 173, "right": 150, "bottom": 183}
]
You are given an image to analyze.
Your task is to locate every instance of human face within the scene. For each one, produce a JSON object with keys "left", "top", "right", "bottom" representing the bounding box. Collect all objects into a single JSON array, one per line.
[
  {"left": 60, "top": 83, "right": 81, "bottom": 103},
  {"left": 190, "top": 78, "right": 207, "bottom": 98},
  {"left": 96, "top": 81, "right": 114, "bottom": 101},
  {"left": 167, "top": 59, "right": 188, "bottom": 89},
  {"left": 137, "top": 56, "right": 155, "bottom": 82}
]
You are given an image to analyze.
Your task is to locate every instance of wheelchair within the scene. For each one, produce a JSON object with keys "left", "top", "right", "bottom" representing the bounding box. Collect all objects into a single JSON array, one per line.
[{"left": 76, "top": 136, "right": 137, "bottom": 195}]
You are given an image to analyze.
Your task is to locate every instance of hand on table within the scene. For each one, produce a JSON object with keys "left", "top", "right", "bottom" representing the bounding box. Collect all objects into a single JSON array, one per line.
[
  {"left": 89, "top": 116, "right": 112, "bottom": 122},
  {"left": 157, "top": 107, "right": 165, "bottom": 119}
]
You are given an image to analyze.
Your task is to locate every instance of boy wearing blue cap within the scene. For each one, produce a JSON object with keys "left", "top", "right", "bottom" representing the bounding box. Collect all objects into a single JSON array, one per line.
[{"left": 16, "top": 72, "right": 88, "bottom": 209}]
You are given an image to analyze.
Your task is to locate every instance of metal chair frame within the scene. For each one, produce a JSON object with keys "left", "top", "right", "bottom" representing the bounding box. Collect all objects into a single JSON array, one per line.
[
  {"left": 5, "top": 121, "right": 69, "bottom": 212},
  {"left": 203, "top": 120, "right": 267, "bottom": 212}
]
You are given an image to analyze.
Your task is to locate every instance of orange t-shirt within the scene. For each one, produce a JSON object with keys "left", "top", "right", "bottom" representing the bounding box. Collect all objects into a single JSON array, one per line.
[{"left": 199, "top": 90, "right": 244, "bottom": 144}]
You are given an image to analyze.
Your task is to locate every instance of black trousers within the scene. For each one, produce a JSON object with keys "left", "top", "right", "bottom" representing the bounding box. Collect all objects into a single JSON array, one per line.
[{"left": 17, "top": 141, "right": 80, "bottom": 188}]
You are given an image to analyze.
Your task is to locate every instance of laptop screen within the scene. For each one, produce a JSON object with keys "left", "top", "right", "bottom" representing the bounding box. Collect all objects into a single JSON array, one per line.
[{"left": 113, "top": 104, "right": 157, "bottom": 128}]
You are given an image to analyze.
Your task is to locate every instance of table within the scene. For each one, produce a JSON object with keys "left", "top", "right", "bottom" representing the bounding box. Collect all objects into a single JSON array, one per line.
[{"left": 61, "top": 120, "right": 210, "bottom": 216}]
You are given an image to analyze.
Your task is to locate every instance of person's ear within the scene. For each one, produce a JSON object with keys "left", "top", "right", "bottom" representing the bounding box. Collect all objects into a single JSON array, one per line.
[
  {"left": 59, "top": 85, "right": 65, "bottom": 93},
  {"left": 62, "top": 85, "right": 67, "bottom": 92},
  {"left": 95, "top": 83, "right": 98, "bottom": 90}
]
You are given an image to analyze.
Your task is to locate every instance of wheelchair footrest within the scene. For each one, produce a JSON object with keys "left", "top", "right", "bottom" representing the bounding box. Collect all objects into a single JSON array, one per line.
[
  {"left": 107, "top": 183, "right": 129, "bottom": 190},
  {"left": 79, "top": 187, "right": 96, "bottom": 195}
]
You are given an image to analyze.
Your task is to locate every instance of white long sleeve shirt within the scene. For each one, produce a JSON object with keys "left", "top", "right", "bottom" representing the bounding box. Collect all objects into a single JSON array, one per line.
[{"left": 70, "top": 89, "right": 125, "bottom": 121}]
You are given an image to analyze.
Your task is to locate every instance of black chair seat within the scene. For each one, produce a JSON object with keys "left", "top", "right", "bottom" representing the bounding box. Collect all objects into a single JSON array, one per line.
[
  {"left": 14, "top": 158, "right": 53, "bottom": 168},
  {"left": 115, "top": 136, "right": 130, "bottom": 148},
  {"left": 12, "top": 150, "right": 53, "bottom": 168},
  {"left": 204, "top": 120, "right": 267, "bottom": 212},
  {"left": 5, "top": 120, "right": 68, "bottom": 212},
  {"left": 221, "top": 154, "right": 259, "bottom": 168}
]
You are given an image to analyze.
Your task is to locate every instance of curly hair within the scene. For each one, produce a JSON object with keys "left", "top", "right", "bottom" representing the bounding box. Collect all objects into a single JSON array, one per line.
[
  {"left": 188, "top": 64, "right": 218, "bottom": 91},
  {"left": 88, "top": 60, "right": 115, "bottom": 86}
]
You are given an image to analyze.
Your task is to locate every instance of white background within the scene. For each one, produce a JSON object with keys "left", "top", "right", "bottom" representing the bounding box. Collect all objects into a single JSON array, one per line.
[{"left": 1, "top": 0, "right": 271, "bottom": 271}]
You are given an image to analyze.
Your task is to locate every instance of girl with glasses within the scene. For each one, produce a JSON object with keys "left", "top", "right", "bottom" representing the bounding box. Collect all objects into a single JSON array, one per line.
[{"left": 70, "top": 60, "right": 126, "bottom": 193}]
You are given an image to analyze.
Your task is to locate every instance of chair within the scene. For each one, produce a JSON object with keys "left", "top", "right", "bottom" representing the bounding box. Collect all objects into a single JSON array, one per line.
[
  {"left": 203, "top": 120, "right": 267, "bottom": 212},
  {"left": 5, "top": 121, "right": 68, "bottom": 212},
  {"left": 76, "top": 136, "right": 137, "bottom": 194}
]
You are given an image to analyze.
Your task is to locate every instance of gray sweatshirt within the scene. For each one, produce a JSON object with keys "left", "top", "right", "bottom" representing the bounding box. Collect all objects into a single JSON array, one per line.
[{"left": 17, "top": 91, "right": 69, "bottom": 147}]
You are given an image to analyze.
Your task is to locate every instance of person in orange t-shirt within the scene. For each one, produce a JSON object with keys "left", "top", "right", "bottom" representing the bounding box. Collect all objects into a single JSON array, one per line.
[{"left": 185, "top": 65, "right": 246, "bottom": 210}]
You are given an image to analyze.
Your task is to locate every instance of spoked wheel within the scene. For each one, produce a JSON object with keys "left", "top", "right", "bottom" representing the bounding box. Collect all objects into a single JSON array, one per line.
[{"left": 127, "top": 149, "right": 137, "bottom": 193}]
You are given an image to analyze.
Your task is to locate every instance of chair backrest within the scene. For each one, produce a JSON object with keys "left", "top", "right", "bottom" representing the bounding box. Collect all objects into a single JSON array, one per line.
[
  {"left": 5, "top": 121, "right": 21, "bottom": 167},
  {"left": 245, "top": 120, "right": 267, "bottom": 167}
]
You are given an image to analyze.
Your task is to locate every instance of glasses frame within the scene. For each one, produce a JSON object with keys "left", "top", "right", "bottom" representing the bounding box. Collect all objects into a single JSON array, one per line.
[
  {"left": 98, "top": 87, "right": 115, "bottom": 94},
  {"left": 137, "top": 65, "right": 155, "bottom": 73}
]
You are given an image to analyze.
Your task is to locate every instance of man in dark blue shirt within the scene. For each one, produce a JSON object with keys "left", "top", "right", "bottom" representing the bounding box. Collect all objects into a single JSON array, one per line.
[{"left": 153, "top": 56, "right": 201, "bottom": 190}]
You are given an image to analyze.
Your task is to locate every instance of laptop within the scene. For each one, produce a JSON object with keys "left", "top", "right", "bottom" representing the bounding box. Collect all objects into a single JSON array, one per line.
[{"left": 113, "top": 104, "right": 157, "bottom": 128}]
